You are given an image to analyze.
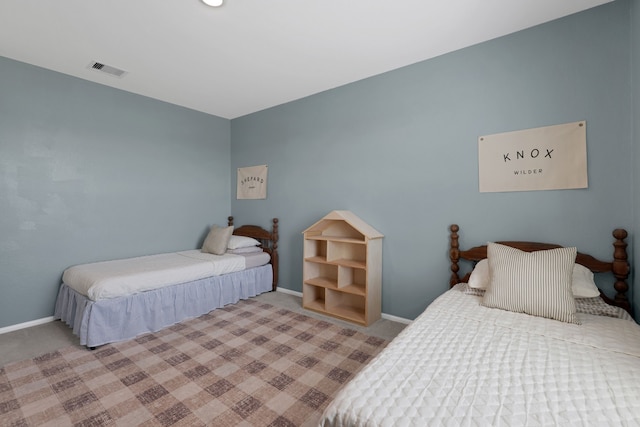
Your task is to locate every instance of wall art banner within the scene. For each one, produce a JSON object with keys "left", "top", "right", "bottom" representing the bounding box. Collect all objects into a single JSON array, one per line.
[
  {"left": 478, "top": 121, "right": 588, "bottom": 193},
  {"left": 237, "top": 164, "right": 268, "bottom": 199}
]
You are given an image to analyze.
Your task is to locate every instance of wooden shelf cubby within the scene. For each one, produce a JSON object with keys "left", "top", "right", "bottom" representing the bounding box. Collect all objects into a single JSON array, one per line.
[{"left": 302, "top": 210, "right": 383, "bottom": 326}]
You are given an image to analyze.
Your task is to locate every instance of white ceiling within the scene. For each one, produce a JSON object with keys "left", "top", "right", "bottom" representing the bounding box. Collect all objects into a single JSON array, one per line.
[{"left": 0, "top": 0, "right": 612, "bottom": 119}]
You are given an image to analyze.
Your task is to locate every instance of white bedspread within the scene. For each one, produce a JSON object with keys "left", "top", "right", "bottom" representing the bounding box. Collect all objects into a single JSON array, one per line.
[
  {"left": 320, "top": 284, "right": 640, "bottom": 426},
  {"left": 62, "top": 250, "right": 246, "bottom": 301}
]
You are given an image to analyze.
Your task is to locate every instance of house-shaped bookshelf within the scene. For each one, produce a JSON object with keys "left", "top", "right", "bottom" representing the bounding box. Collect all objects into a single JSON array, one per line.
[{"left": 302, "top": 210, "right": 383, "bottom": 326}]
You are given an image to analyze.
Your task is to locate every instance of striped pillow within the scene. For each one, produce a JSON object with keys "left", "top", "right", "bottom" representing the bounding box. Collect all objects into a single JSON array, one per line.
[{"left": 482, "top": 242, "right": 579, "bottom": 324}]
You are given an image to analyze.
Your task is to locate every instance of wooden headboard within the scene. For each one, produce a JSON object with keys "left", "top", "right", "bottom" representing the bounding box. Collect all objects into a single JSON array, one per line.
[
  {"left": 228, "top": 216, "right": 279, "bottom": 291},
  {"left": 448, "top": 224, "right": 631, "bottom": 315}
]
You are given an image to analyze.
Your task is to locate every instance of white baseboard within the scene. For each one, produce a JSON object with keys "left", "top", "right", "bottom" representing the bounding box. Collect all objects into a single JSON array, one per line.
[
  {"left": 381, "top": 313, "right": 411, "bottom": 324},
  {"left": 275, "top": 287, "right": 411, "bottom": 324},
  {"left": 0, "top": 316, "right": 55, "bottom": 335},
  {"left": 276, "top": 287, "right": 302, "bottom": 297}
]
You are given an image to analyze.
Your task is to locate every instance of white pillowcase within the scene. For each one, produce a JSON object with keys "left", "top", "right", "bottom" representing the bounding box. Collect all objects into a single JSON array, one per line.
[
  {"left": 468, "top": 259, "right": 490, "bottom": 289},
  {"left": 468, "top": 258, "right": 600, "bottom": 298},
  {"left": 571, "top": 263, "right": 600, "bottom": 298},
  {"left": 227, "top": 246, "right": 264, "bottom": 254},
  {"left": 227, "top": 235, "right": 261, "bottom": 250}
]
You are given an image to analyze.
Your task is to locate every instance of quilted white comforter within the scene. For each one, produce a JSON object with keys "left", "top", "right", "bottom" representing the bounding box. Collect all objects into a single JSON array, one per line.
[
  {"left": 62, "top": 250, "right": 246, "bottom": 301},
  {"left": 320, "top": 284, "right": 640, "bottom": 426}
]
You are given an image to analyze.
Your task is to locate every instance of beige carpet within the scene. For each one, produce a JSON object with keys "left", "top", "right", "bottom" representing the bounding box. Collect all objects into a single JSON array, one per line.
[{"left": 0, "top": 298, "right": 389, "bottom": 426}]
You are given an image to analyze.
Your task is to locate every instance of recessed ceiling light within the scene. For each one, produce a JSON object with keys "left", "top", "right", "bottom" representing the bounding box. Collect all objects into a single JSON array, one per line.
[{"left": 202, "top": 0, "right": 223, "bottom": 6}]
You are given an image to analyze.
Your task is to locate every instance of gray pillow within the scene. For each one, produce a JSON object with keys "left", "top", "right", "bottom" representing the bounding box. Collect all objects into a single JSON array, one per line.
[
  {"left": 201, "top": 225, "right": 234, "bottom": 255},
  {"left": 482, "top": 242, "right": 579, "bottom": 324}
]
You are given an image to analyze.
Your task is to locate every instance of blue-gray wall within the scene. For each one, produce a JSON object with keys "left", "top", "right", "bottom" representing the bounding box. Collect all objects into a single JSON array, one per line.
[
  {"left": 231, "top": 0, "right": 635, "bottom": 320},
  {"left": 0, "top": 57, "right": 231, "bottom": 328},
  {"left": 1, "top": 0, "right": 636, "bottom": 328},
  {"left": 633, "top": 0, "right": 640, "bottom": 314}
]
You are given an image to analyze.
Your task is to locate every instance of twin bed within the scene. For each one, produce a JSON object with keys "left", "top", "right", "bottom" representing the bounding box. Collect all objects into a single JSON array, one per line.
[
  {"left": 54, "top": 217, "right": 640, "bottom": 424},
  {"left": 320, "top": 225, "right": 640, "bottom": 426},
  {"left": 54, "top": 217, "right": 279, "bottom": 348}
]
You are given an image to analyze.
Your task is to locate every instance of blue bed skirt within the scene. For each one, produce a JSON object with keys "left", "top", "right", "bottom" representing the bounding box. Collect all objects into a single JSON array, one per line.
[{"left": 54, "top": 265, "right": 273, "bottom": 347}]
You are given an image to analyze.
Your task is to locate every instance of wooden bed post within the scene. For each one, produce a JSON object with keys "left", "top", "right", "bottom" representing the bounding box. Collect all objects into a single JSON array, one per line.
[
  {"left": 612, "top": 228, "right": 631, "bottom": 314},
  {"left": 272, "top": 218, "right": 279, "bottom": 291},
  {"left": 228, "top": 215, "right": 279, "bottom": 291},
  {"left": 449, "top": 224, "right": 460, "bottom": 287}
]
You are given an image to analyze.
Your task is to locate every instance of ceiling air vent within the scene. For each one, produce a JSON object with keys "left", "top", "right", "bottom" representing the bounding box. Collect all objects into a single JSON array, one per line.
[{"left": 87, "top": 61, "right": 128, "bottom": 78}]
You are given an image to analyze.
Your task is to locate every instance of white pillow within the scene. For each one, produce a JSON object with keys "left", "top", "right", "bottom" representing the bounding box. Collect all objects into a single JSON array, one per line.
[
  {"left": 482, "top": 243, "right": 579, "bottom": 324},
  {"left": 572, "top": 263, "right": 600, "bottom": 298},
  {"left": 227, "top": 235, "right": 261, "bottom": 250},
  {"left": 468, "top": 259, "right": 490, "bottom": 289},
  {"left": 468, "top": 258, "right": 600, "bottom": 298},
  {"left": 227, "top": 246, "right": 263, "bottom": 254}
]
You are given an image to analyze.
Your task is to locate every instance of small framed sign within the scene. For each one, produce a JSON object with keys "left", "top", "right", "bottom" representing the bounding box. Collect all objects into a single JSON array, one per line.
[
  {"left": 237, "top": 165, "right": 268, "bottom": 199},
  {"left": 478, "top": 121, "right": 588, "bottom": 193}
]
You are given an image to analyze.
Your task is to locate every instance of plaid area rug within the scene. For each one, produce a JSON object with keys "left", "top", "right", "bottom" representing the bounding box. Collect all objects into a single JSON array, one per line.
[{"left": 0, "top": 299, "right": 388, "bottom": 426}]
